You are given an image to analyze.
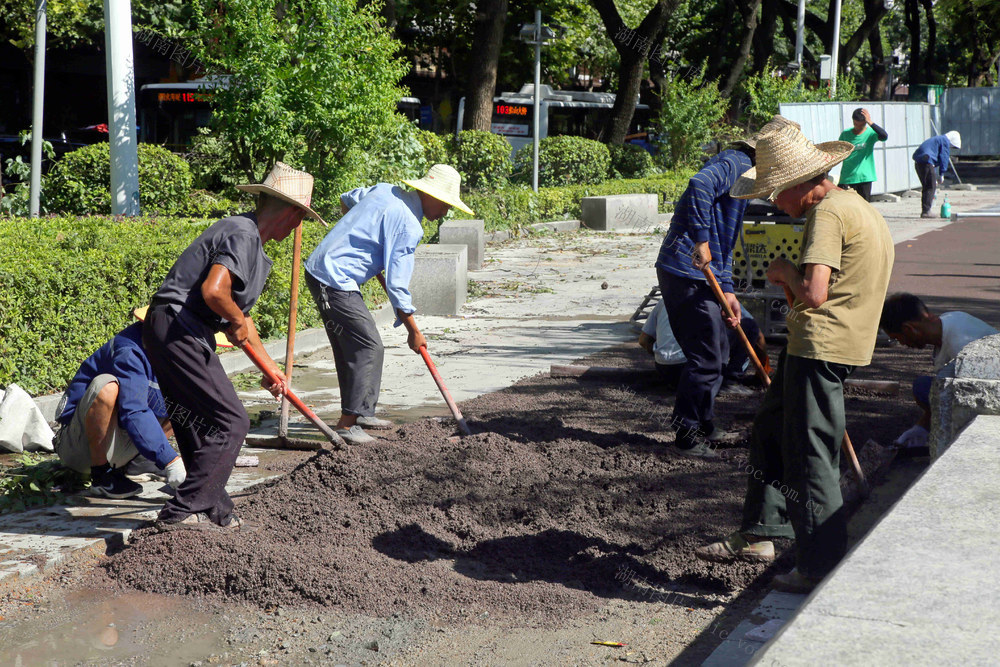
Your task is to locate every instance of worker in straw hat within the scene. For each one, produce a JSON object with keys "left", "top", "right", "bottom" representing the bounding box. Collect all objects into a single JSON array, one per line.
[
  {"left": 695, "top": 120, "right": 894, "bottom": 594},
  {"left": 912, "top": 130, "right": 961, "bottom": 218},
  {"left": 654, "top": 116, "right": 795, "bottom": 459},
  {"left": 304, "top": 164, "right": 473, "bottom": 445},
  {"left": 143, "top": 162, "right": 325, "bottom": 532}
]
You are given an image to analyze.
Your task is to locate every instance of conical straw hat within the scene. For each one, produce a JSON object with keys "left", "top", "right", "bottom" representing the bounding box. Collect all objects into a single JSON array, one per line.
[
  {"left": 403, "top": 164, "right": 474, "bottom": 215},
  {"left": 236, "top": 162, "right": 327, "bottom": 226},
  {"left": 730, "top": 122, "right": 853, "bottom": 200}
]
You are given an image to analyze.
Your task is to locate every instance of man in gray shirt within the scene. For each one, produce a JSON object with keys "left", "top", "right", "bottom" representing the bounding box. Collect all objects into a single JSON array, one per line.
[{"left": 143, "top": 163, "right": 325, "bottom": 531}]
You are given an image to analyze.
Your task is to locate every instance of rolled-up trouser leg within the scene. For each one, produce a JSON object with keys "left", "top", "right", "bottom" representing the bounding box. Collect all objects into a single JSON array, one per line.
[
  {"left": 142, "top": 305, "right": 249, "bottom": 526},
  {"left": 306, "top": 272, "right": 384, "bottom": 417}
]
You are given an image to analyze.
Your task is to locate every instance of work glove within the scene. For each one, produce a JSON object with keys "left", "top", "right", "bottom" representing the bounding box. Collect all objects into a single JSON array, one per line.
[
  {"left": 164, "top": 456, "right": 187, "bottom": 489},
  {"left": 894, "top": 424, "right": 928, "bottom": 450}
]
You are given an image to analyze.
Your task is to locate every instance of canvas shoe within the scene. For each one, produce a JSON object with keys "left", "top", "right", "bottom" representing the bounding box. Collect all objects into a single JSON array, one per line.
[
  {"left": 695, "top": 531, "right": 775, "bottom": 563},
  {"left": 154, "top": 512, "right": 217, "bottom": 532},
  {"left": 675, "top": 440, "right": 721, "bottom": 460},
  {"left": 90, "top": 466, "right": 143, "bottom": 500},
  {"left": 335, "top": 425, "right": 377, "bottom": 445},
  {"left": 356, "top": 416, "right": 394, "bottom": 430}
]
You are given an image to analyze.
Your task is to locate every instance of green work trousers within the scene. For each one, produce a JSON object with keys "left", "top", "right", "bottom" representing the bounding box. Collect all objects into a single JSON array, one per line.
[{"left": 741, "top": 350, "right": 855, "bottom": 579}]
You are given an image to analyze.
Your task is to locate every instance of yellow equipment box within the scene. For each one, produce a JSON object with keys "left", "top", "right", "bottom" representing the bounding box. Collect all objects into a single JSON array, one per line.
[{"left": 733, "top": 220, "right": 804, "bottom": 290}]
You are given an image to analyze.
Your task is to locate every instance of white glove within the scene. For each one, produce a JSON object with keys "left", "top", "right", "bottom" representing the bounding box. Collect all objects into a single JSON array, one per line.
[
  {"left": 894, "top": 424, "right": 928, "bottom": 449},
  {"left": 164, "top": 457, "right": 187, "bottom": 489}
]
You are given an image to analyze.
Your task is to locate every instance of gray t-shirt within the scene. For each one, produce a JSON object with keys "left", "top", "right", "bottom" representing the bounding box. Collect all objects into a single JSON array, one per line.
[{"left": 153, "top": 213, "right": 273, "bottom": 333}]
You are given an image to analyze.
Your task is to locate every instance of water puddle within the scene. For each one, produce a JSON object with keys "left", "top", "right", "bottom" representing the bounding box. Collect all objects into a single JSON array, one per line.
[{"left": 0, "top": 588, "right": 226, "bottom": 666}]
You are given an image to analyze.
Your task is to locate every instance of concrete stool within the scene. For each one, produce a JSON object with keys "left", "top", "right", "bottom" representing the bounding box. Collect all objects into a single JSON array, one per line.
[
  {"left": 581, "top": 194, "right": 658, "bottom": 231},
  {"left": 439, "top": 219, "right": 485, "bottom": 269},
  {"left": 409, "top": 244, "right": 468, "bottom": 316}
]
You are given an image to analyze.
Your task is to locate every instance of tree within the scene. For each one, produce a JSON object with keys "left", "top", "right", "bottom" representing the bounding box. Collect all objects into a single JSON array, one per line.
[
  {"left": 721, "top": 0, "right": 762, "bottom": 97},
  {"left": 464, "top": 0, "right": 508, "bottom": 131},
  {"left": 591, "top": 0, "right": 682, "bottom": 144},
  {"left": 193, "top": 0, "right": 409, "bottom": 203}
]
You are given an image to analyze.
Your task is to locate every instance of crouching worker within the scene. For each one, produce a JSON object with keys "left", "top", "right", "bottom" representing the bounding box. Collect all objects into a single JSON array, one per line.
[
  {"left": 143, "top": 162, "right": 323, "bottom": 531},
  {"left": 303, "top": 164, "right": 473, "bottom": 445},
  {"left": 880, "top": 293, "right": 998, "bottom": 456},
  {"left": 55, "top": 322, "right": 185, "bottom": 499}
]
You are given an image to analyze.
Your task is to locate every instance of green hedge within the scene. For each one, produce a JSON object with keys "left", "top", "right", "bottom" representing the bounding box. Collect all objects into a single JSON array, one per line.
[
  {"left": 445, "top": 170, "right": 693, "bottom": 237},
  {"left": 0, "top": 215, "right": 385, "bottom": 395},
  {"left": 513, "top": 135, "right": 612, "bottom": 187}
]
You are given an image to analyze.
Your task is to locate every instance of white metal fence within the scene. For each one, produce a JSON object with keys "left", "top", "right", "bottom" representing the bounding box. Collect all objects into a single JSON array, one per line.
[{"left": 778, "top": 101, "right": 936, "bottom": 195}]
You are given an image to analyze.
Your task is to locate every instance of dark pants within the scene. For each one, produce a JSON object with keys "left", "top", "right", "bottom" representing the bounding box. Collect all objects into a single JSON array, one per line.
[
  {"left": 724, "top": 316, "right": 761, "bottom": 382},
  {"left": 915, "top": 161, "right": 938, "bottom": 214},
  {"left": 844, "top": 181, "right": 872, "bottom": 201},
  {"left": 658, "top": 268, "right": 729, "bottom": 445},
  {"left": 306, "top": 272, "right": 383, "bottom": 417},
  {"left": 740, "top": 350, "right": 854, "bottom": 579},
  {"left": 142, "top": 304, "right": 249, "bottom": 526}
]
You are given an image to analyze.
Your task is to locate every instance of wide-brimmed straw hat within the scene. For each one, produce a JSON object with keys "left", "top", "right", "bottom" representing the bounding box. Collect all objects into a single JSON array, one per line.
[
  {"left": 730, "top": 122, "right": 853, "bottom": 200},
  {"left": 732, "top": 115, "right": 801, "bottom": 151},
  {"left": 236, "top": 162, "right": 327, "bottom": 227},
  {"left": 133, "top": 306, "right": 233, "bottom": 348},
  {"left": 403, "top": 164, "right": 474, "bottom": 215}
]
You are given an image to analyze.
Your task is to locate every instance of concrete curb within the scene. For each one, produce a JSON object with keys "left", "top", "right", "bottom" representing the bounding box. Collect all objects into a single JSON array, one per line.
[{"left": 528, "top": 219, "right": 581, "bottom": 233}]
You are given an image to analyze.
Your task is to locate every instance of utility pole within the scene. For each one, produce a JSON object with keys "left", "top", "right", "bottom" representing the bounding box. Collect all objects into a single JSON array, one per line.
[
  {"left": 830, "top": 0, "right": 842, "bottom": 96},
  {"left": 28, "top": 0, "right": 46, "bottom": 217},
  {"left": 794, "top": 0, "right": 805, "bottom": 68},
  {"left": 104, "top": 0, "right": 141, "bottom": 215}
]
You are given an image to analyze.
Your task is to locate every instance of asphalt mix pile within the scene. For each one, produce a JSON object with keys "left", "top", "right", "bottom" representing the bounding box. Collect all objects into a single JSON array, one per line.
[{"left": 104, "top": 342, "right": 920, "bottom": 625}]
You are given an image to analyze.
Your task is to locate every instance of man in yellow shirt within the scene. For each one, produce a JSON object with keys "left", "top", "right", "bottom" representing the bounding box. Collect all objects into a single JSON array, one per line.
[{"left": 694, "top": 122, "right": 895, "bottom": 593}]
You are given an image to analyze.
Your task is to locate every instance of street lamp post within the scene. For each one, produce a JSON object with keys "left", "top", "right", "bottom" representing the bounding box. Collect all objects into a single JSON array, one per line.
[{"left": 519, "top": 12, "right": 558, "bottom": 193}]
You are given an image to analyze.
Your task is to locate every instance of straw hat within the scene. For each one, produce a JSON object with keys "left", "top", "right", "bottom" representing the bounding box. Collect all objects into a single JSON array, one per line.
[
  {"left": 133, "top": 306, "right": 233, "bottom": 349},
  {"left": 403, "top": 164, "right": 474, "bottom": 215},
  {"left": 730, "top": 122, "right": 853, "bottom": 200},
  {"left": 945, "top": 131, "right": 961, "bottom": 150},
  {"left": 236, "top": 162, "right": 327, "bottom": 227},
  {"left": 732, "top": 115, "right": 801, "bottom": 150}
]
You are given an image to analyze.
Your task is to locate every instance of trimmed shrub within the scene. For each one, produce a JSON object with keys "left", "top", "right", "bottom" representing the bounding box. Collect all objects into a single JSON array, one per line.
[
  {"left": 45, "top": 143, "right": 193, "bottom": 216},
  {"left": 609, "top": 144, "right": 655, "bottom": 179},
  {"left": 0, "top": 215, "right": 384, "bottom": 395},
  {"left": 655, "top": 68, "right": 729, "bottom": 168},
  {"left": 416, "top": 129, "right": 450, "bottom": 166},
  {"left": 449, "top": 130, "right": 512, "bottom": 190},
  {"left": 513, "top": 135, "right": 611, "bottom": 187}
]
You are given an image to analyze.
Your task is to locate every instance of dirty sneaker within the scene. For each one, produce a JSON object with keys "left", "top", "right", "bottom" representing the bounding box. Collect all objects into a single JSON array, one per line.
[
  {"left": 90, "top": 466, "right": 143, "bottom": 500},
  {"left": 695, "top": 532, "right": 775, "bottom": 563},
  {"left": 772, "top": 568, "right": 823, "bottom": 593},
  {"left": 335, "top": 425, "right": 377, "bottom": 445},
  {"left": 154, "top": 512, "right": 218, "bottom": 532},
  {"left": 706, "top": 426, "right": 736, "bottom": 442},
  {"left": 675, "top": 440, "right": 721, "bottom": 460},
  {"left": 356, "top": 416, "right": 394, "bottom": 430}
]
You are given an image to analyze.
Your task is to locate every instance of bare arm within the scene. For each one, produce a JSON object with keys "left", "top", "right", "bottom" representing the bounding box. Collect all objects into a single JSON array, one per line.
[{"left": 766, "top": 259, "right": 832, "bottom": 309}]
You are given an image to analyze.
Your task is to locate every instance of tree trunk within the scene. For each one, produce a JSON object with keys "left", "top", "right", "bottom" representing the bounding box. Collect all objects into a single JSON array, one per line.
[
  {"left": 722, "top": 0, "right": 763, "bottom": 97},
  {"left": 904, "top": 0, "right": 922, "bottom": 87},
  {"left": 591, "top": 0, "right": 681, "bottom": 145},
  {"left": 839, "top": 1, "right": 889, "bottom": 68},
  {"left": 751, "top": 0, "right": 779, "bottom": 75},
  {"left": 464, "top": 0, "right": 508, "bottom": 132},
  {"left": 706, "top": 0, "right": 736, "bottom": 82},
  {"left": 920, "top": 0, "right": 936, "bottom": 83}
]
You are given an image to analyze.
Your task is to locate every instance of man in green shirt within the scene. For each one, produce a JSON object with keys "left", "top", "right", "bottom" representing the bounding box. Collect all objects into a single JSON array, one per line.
[{"left": 837, "top": 108, "right": 888, "bottom": 201}]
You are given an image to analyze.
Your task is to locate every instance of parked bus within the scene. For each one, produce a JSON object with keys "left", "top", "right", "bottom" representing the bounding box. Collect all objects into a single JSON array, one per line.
[{"left": 456, "top": 84, "right": 652, "bottom": 156}]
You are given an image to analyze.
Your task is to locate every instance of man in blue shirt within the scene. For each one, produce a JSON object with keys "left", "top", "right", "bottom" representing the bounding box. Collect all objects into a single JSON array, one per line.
[
  {"left": 55, "top": 322, "right": 186, "bottom": 499},
  {"left": 305, "top": 164, "right": 473, "bottom": 445},
  {"left": 912, "top": 131, "right": 961, "bottom": 218}
]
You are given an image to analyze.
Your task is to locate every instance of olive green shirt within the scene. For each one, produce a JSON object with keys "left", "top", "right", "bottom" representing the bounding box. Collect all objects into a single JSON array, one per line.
[{"left": 786, "top": 189, "right": 895, "bottom": 366}]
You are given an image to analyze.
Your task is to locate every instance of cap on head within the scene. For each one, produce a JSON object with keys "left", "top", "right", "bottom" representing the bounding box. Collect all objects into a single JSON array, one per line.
[{"left": 945, "top": 131, "right": 962, "bottom": 150}]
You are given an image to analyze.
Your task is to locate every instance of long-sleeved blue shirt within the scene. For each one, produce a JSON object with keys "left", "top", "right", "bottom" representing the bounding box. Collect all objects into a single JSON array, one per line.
[
  {"left": 57, "top": 323, "right": 176, "bottom": 468},
  {"left": 305, "top": 184, "right": 424, "bottom": 326},
  {"left": 913, "top": 135, "right": 952, "bottom": 174},
  {"left": 655, "top": 150, "right": 752, "bottom": 293}
]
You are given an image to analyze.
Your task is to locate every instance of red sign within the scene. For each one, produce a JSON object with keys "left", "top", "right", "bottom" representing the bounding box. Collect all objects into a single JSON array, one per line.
[{"left": 495, "top": 104, "right": 529, "bottom": 116}]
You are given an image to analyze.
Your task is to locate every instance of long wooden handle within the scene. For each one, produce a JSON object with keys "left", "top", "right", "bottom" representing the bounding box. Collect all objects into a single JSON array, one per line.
[
  {"left": 374, "top": 272, "right": 471, "bottom": 436},
  {"left": 240, "top": 342, "right": 344, "bottom": 449},
  {"left": 780, "top": 285, "right": 865, "bottom": 487},
  {"left": 701, "top": 266, "right": 771, "bottom": 387},
  {"left": 279, "top": 223, "right": 304, "bottom": 438}
]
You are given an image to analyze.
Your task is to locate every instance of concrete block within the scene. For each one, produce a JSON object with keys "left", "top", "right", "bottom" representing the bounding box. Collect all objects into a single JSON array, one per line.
[
  {"left": 954, "top": 334, "right": 1000, "bottom": 380},
  {"left": 409, "top": 244, "right": 467, "bottom": 316},
  {"left": 580, "top": 194, "right": 658, "bottom": 231},
  {"left": 438, "top": 219, "right": 485, "bottom": 270},
  {"left": 900, "top": 189, "right": 922, "bottom": 198},
  {"left": 929, "top": 334, "right": 1000, "bottom": 456},
  {"left": 528, "top": 219, "right": 580, "bottom": 234},
  {"left": 951, "top": 183, "right": 978, "bottom": 191},
  {"left": 485, "top": 230, "right": 512, "bottom": 244},
  {"left": 870, "top": 193, "right": 901, "bottom": 203}
]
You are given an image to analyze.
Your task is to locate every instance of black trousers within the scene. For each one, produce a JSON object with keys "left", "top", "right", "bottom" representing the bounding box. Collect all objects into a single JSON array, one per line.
[
  {"left": 142, "top": 304, "right": 249, "bottom": 526},
  {"left": 914, "top": 161, "right": 938, "bottom": 214},
  {"left": 658, "top": 268, "right": 729, "bottom": 444},
  {"left": 305, "top": 272, "right": 384, "bottom": 417},
  {"left": 844, "top": 181, "right": 872, "bottom": 201}
]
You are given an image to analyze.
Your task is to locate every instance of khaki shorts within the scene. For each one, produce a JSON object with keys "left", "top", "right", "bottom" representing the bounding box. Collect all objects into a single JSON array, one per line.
[{"left": 54, "top": 374, "right": 138, "bottom": 474}]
